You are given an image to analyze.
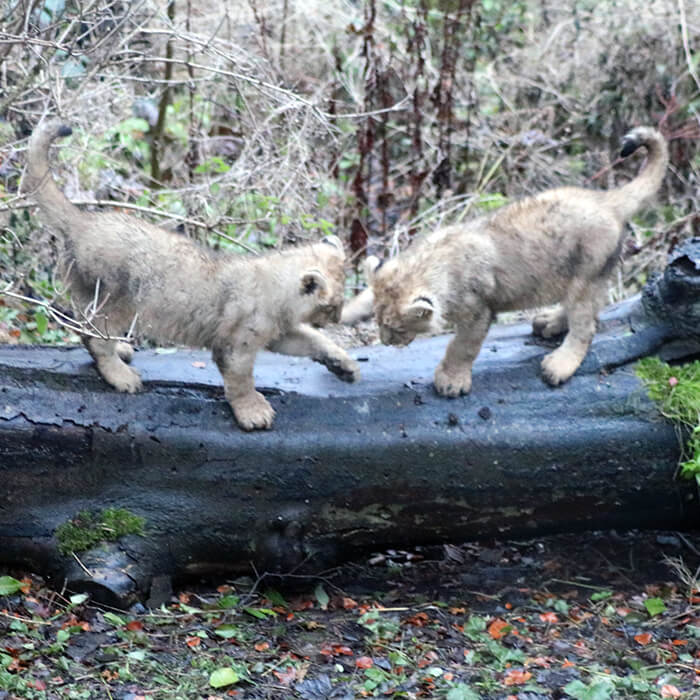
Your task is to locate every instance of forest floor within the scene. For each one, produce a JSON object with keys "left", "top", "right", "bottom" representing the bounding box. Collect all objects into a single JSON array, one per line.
[{"left": 2, "top": 530, "right": 700, "bottom": 699}]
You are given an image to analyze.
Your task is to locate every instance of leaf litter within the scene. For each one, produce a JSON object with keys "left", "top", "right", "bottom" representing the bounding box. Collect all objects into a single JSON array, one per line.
[{"left": 0, "top": 530, "right": 699, "bottom": 698}]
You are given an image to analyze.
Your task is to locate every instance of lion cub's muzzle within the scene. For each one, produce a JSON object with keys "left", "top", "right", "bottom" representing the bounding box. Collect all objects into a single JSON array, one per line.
[
  {"left": 379, "top": 327, "right": 413, "bottom": 347},
  {"left": 310, "top": 303, "right": 342, "bottom": 327}
]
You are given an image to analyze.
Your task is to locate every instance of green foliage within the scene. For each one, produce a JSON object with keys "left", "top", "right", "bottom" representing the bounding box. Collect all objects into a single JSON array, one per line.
[
  {"left": 564, "top": 679, "right": 615, "bottom": 700},
  {"left": 209, "top": 667, "right": 239, "bottom": 688},
  {"left": 55, "top": 507, "right": 145, "bottom": 555},
  {"left": 0, "top": 576, "right": 24, "bottom": 596},
  {"left": 636, "top": 357, "right": 700, "bottom": 482}
]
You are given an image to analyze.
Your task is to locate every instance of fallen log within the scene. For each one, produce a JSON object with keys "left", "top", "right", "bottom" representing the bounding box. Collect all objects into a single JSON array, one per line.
[{"left": 2, "top": 239, "right": 700, "bottom": 607}]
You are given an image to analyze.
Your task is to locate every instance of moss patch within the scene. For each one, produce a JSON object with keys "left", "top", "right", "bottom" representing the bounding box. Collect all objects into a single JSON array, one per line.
[
  {"left": 55, "top": 508, "right": 145, "bottom": 556},
  {"left": 636, "top": 357, "right": 700, "bottom": 481}
]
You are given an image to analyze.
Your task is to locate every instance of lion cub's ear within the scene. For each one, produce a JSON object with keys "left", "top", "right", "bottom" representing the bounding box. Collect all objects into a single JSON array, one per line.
[
  {"left": 405, "top": 296, "right": 434, "bottom": 320},
  {"left": 321, "top": 235, "right": 344, "bottom": 253},
  {"left": 364, "top": 255, "right": 382, "bottom": 282},
  {"left": 300, "top": 269, "right": 328, "bottom": 296}
]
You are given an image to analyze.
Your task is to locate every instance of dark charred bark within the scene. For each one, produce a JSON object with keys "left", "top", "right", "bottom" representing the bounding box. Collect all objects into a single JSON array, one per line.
[{"left": 2, "top": 240, "right": 700, "bottom": 607}]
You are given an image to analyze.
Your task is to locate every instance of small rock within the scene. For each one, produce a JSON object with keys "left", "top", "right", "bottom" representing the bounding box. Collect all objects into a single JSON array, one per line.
[{"left": 478, "top": 406, "right": 491, "bottom": 420}]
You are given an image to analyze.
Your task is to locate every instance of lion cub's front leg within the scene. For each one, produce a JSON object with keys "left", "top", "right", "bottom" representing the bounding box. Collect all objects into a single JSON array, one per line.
[
  {"left": 433, "top": 312, "right": 491, "bottom": 398},
  {"left": 84, "top": 337, "right": 142, "bottom": 393},
  {"left": 269, "top": 325, "right": 361, "bottom": 383},
  {"left": 212, "top": 342, "right": 275, "bottom": 431}
]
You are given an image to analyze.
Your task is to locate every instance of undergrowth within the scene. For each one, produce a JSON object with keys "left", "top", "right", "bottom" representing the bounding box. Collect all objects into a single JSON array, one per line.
[{"left": 636, "top": 357, "right": 700, "bottom": 483}]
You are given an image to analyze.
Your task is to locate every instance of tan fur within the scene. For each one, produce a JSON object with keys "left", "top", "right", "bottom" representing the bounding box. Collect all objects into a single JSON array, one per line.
[
  {"left": 24, "top": 120, "right": 360, "bottom": 430},
  {"left": 364, "top": 126, "right": 668, "bottom": 396}
]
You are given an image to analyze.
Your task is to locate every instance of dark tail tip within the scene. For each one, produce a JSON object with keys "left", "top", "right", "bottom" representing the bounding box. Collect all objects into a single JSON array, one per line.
[
  {"left": 57, "top": 125, "right": 73, "bottom": 138},
  {"left": 620, "top": 134, "right": 641, "bottom": 158}
]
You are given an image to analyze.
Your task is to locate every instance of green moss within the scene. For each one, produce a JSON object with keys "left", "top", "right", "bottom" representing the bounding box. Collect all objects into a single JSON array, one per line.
[
  {"left": 55, "top": 508, "right": 145, "bottom": 556},
  {"left": 636, "top": 357, "right": 700, "bottom": 481}
]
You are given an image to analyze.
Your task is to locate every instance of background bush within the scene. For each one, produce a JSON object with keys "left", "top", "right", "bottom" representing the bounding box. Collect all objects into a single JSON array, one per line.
[{"left": 1, "top": 0, "right": 698, "bottom": 343}]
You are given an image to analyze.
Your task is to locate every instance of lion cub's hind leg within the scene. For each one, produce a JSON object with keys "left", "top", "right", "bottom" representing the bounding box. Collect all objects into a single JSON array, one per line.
[
  {"left": 540, "top": 282, "right": 602, "bottom": 386},
  {"left": 84, "top": 336, "right": 143, "bottom": 393},
  {"left": 532, "top": 306, "right": 568, "bottom": 338}
]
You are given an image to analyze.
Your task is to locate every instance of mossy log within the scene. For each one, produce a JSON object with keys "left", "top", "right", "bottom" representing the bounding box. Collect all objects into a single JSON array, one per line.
[{"left": 2, "top": 239, "right": 700, "bottom": 607}]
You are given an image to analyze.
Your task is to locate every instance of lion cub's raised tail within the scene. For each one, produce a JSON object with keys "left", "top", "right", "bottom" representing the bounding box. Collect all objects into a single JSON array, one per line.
[
  {"left": 24, "top": 119, "right": 78, "bottom": 233},
  {"left": 606, "top": 126, "right": 669, "bottom": 224}
]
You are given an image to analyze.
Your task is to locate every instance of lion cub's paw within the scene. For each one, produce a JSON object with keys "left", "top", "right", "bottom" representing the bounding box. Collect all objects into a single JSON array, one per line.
[
  {"left": 104, "top": 365, "right": 143, "bottom": 393},
  {"left": 434, "top": 365, "right": 472, "bottom": 397},
  {"left": 320, "top": 351, "right": 361, "bottom": 383},
  {"left": 230, "top": 391, "right": 276, "bottom": 431},
  {"left": 541, "top": 350, "right": 580, "bottom": 386},
  {"left": 532, "top": 309, "right": 567, "bottom": 338},
  {"left": 115, "top": 341, "right": 135, "bottom": 363}
]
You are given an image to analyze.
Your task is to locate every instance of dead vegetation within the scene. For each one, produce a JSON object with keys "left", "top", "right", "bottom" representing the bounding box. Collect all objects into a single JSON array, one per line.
[{"left": 0, "top": 0, "right": 699, "bottom": 339}]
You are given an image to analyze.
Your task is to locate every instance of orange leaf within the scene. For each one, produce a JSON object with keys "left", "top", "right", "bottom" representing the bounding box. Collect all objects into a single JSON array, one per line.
[
  {"left": 355, "top": 656, "right": 374, "bottom": 669},
  {"left": 634, "top": 632, "right": 652, "bottom": 645},
  {"left": 449, "top": 607, "right": 466, "bottom": 615},
  {"left": 672, "top": 639, "right": 688, "bottom": 646},
  {"left": 254, "top": 642, "right": 269, "bottom": 652},
  {"left": 185, "top": 636, "right": 201, "bottom": 648},
  {"left": 504, "top": 669, "right": 532, "bottom": 686},
  {"left": 332, "top": 644, "right": 354, "bottom": 656},
  {"left": 417, "top": 650, "right": 439, "bottom": 668},
  {"left": 539, "top": 612, "right": 558, "bottom": 624},
  {"left": 661, "top": 685, "right": 682, "bottom": 698},
  {"left": 488, "top": 618, "right": 511, "bottom": 639},
  {"left": 126, "top": 620, "right": 143, "bottom": 631},
  {"left": 342, "top": 597, "right": 358, "bottom": 609},
  {"left": 561, "top": 659, "right": 575, "bottom": 669},
  {"left": 406, "top": 612, "right": 429, "bottom": 626}
]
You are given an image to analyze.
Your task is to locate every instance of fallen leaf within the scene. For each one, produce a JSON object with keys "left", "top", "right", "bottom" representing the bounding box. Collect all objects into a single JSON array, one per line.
[
  {"left": 209, "top": 667, "right": 239, "bottom": 688},
  {"left": 126, "top": 620, "right": 144, "bottom": 631},
  {"left": 488, "top": 618, "right": 511, "bottom": 639},
  {"left": 539, "top": 612, "right": 558, "bottom": 624},
  {"left": 273, "top": 666, "right": 297, "bottom": 685},
  {"left": 634, "top": 632, "right": 652, "bottom": 645},
  {"left": 331, "top": 644, "right": 353, "bottom": 656},
  {"left": 342, "top": 597, "right": 358, "bottom": 609},
  {"left": 186, "top": 636, "right": 201, "bottom": 648},
  {"left": 355, "top": 656, "right": 374, "bottom": 669},
  {"left": 503, "top": 669, "right": 532, "bottom": 686},
  {"left": 417, "top": 650, "right": 439, "bottom": 668},
  {"left": 406, "top": 611, "right": 430, "bottom": 626},
  {"left": 254, "top": 642, "right": 269, "bottom": 652}
]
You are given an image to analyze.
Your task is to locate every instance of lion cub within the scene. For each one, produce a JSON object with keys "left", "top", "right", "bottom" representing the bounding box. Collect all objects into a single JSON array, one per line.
[
  {"left": 24, "top": 119, "right": 360, "bottom": 430},
  {"left": 358, "top": 126, "right": 668, "bottom": 396}
]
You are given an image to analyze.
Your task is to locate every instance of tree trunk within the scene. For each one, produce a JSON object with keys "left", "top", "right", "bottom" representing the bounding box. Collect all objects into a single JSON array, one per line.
[{"left": 2, "top": 239, "right": 700, "bottom": 607}]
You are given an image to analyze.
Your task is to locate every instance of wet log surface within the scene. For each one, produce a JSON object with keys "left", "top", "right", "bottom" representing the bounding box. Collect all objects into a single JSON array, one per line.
[{"left": 2, "top": 239, "right": 700, "bottom": 607}]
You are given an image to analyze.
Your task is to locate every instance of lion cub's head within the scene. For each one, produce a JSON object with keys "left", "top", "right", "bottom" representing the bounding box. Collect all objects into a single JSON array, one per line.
[
  {"left": 368, "top": 256, "right": 436, "bottom": 347},
  {"left": 298, "top": 235, "right": 347, "bottom": 327}
]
